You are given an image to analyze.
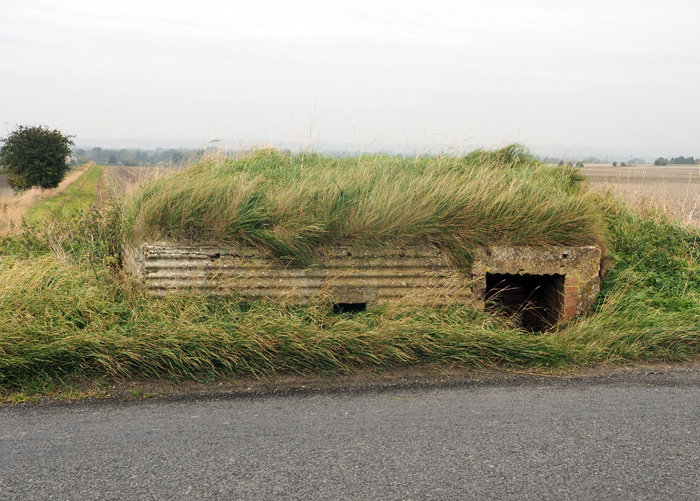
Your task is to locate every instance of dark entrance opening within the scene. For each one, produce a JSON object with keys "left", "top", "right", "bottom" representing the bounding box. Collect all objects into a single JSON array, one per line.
[
  {"left": 333, "top": 302, "right": 367, "bottom": 314},
  {"left": 485, "top": 273, "right": 565, "bottom": 330}
]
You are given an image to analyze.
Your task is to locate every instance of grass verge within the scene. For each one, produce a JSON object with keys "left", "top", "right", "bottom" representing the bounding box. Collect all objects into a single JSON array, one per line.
[
  {"left": 0, "top": 165, "right": 93, "bottom": 237},
  {"left": 24, "top": 164, "right": 103, "bottom": 225},
  {"left": 0, "top": 150, "right": 698, "bottom": 401}
]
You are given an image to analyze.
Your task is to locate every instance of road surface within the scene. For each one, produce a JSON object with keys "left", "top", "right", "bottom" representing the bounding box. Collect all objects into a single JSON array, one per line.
[{"left": 2, "top": 368, "right": 699, "bottom": 500}]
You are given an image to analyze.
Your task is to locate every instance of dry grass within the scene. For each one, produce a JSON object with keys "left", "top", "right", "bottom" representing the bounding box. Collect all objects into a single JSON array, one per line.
[
  {"left": 625, "top": 193, "right": 700, "bottom": 226},
  {"left": 103, "top": 165, "right": 175, "bottom": 199},
  {"left": 0, "top": 165, "right": 90, "bottom": 237}
]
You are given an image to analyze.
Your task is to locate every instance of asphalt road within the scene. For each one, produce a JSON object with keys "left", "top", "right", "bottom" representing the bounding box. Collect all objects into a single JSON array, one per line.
[{"left": 2, "top": 369, "right": 699, "bottom": 500}]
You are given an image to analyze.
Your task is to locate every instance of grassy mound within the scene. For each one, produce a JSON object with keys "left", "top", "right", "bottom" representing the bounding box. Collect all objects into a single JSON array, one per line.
[
  {"left": 0, "top": 149, "right": 698, "bottom": 399},
  {"left": 123, "top": 148, "right": 606, "bottom": 266}
]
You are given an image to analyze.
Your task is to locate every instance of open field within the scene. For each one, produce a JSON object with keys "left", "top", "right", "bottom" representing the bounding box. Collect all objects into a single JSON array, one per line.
[
  {"left": 583, "top": 165, "right": 700, "bottom": 224},
  {"left": 103, "top": 165, "right": 176, "bottom": 199}
]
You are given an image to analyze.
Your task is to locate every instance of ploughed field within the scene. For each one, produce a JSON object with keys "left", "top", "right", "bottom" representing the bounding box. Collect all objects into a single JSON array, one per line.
[{"left": 583, "top": 165, "right": 700, "bottom": 224}]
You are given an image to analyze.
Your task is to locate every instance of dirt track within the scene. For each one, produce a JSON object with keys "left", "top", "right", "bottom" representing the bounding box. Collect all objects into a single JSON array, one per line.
[{"left": 0, "top": 173, "right": 11, "bottom": 196}]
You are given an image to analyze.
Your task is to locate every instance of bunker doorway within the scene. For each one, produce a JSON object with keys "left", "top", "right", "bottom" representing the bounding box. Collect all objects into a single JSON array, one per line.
[{"left": 485, "top": 273, "right": 565, "bottom": 330}]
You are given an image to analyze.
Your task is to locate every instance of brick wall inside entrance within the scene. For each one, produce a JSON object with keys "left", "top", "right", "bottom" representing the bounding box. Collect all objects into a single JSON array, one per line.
[{"left": 486, "top": 273, "right": 565, "bottom": 330}]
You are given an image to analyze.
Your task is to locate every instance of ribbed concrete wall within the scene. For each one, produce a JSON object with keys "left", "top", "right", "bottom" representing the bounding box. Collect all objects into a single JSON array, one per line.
[
  {"left": 124, "top": 242, "right": 473, "bottom": 306},
  {"left": 125, "top": 241, "right": 601, "bottom": 325}
]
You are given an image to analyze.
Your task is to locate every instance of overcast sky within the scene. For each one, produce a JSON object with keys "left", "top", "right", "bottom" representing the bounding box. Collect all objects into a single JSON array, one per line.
[{"left": 2, "top": 0, "right": 699, "bottom": 156}]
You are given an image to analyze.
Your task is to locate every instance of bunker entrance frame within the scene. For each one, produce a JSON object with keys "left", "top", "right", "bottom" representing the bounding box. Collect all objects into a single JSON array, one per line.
[{"left": 472, "top": 245, "right": 602, "bottom": 328}]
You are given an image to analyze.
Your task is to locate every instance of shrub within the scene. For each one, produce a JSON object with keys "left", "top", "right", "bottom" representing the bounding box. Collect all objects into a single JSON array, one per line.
[{"left": 0, "top": 125, "right": 75, "bottom": 190}]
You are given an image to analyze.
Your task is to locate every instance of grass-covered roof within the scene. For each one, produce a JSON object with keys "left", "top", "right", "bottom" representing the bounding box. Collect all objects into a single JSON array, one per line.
[{"left": 123, "top": 146, "right": 606, "bottom": 267}]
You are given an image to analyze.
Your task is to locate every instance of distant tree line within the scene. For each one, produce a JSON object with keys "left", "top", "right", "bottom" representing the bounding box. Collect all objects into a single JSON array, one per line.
[
  {"left": 654, "top": 156, "right": 697, "bottom": 166},
  {"left": 541, "top": 157, "right": 584, "bottom": 167},
  {"left": 72, "top": 147, "right": 194, "bottom": 166},
  {"left": 542, "top": 156, "right": 648, "bottom": 167}
]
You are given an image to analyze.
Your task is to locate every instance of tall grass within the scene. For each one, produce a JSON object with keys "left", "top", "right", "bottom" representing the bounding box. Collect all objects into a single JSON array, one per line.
[
  {"left": 124, "top": 148, "right": 606, "bottom": 267},
  {"left": 0, "top": 197, "right": 697, "bottom": 396},
  {"left": 1, "top": 149, "right": 698, "bottom": 398}
]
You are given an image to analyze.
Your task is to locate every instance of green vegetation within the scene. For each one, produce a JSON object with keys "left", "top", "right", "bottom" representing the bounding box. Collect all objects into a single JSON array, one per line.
[
  {"left": 1, "top": 125, "right": 75, "bottom": 191},
  {"left": 24, "top": 164, "right": 103, "bottom": 225},
  {"left": 0, "top": 148, "right": 698, "bottom": 400},
  {"left": 124, "top": 148, "right": 606, "bottom": 267}
]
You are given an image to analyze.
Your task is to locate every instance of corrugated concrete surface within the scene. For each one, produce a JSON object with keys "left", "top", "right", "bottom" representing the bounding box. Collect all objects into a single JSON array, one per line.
[
  {"left": 125, "top": 242, "right": 473, "bottom": 306},
  {"left": 125, "top": 241, "right": 601, "bottom": 325}
]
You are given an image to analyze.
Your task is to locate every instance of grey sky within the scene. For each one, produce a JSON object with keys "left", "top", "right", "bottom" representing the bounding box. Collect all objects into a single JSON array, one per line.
[{"left": 2, "top": 0, "right": 699, "bottom": 156}]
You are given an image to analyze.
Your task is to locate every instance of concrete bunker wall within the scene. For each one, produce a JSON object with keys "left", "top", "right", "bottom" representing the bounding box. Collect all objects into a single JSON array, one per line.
[
  {"left": 125, "top": 242, "right": 601, "bottom": 327},
  {"left": 124, "top": 243, "right": 473, "bottom": 307}
]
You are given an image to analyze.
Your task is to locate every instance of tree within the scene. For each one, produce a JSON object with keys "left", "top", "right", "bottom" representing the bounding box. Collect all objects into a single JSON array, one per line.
[
  {"left": 670, "top": 156, "right": 695, "bottom": 165},
  {"left": 654, "top": 157, "right": 669, "bottom": 166},
  {"left": 118, "top": 149, "right": 138, "bottom": 166},
  {"left": 0, "top": 125, "right": 75, "bottom": 190}
]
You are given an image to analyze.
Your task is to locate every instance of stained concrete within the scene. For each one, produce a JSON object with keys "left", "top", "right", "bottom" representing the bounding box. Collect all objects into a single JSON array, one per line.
[{"left": 125, "top": 241, "right": 602, "bottom": 326}]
